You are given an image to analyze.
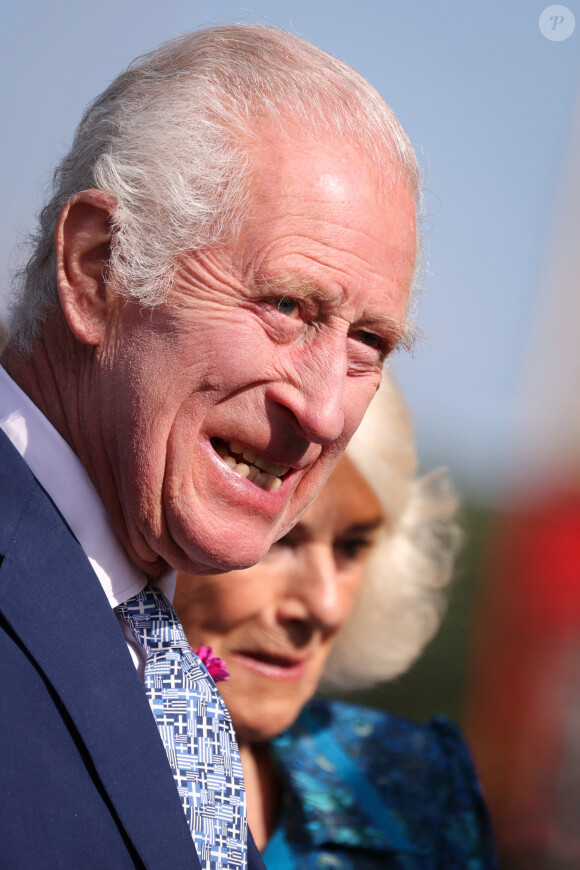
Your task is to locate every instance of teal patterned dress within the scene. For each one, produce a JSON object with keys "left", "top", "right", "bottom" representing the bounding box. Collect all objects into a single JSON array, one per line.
[{"left": 263, "top": 699, "right": 497, "bottom": 869}]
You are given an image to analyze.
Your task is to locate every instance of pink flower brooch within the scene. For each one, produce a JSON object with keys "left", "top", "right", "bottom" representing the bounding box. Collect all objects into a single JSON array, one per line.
[{"left": 194, "top": 645, "right": 230, "bottom": 683}]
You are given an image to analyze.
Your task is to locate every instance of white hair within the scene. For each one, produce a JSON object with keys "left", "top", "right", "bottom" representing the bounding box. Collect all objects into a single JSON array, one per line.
[
  {"left": 9, "top": 24, "right": 421, "bottom": 352},
  {"left": 320, "top": 371, "right": 461, "bottom": 693}
]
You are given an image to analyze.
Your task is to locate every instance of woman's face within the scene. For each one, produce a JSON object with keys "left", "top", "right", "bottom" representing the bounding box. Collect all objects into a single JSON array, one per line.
[{"left": 173, "top": 455, "right": 385, "bottom": 742}]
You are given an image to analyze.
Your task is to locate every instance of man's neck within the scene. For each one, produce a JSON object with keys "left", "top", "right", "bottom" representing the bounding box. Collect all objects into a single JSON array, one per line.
[
  {"left": 1, "top": 319, "right": 166, "bottom": 580},
  {"left": 2, "top": 317, "right": 87, "bottom": 457}
]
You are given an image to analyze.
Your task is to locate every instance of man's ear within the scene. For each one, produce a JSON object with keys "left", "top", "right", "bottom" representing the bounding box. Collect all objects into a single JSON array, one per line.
[{"left": 55, "top": 189, "right": 118, "bottom": 346}]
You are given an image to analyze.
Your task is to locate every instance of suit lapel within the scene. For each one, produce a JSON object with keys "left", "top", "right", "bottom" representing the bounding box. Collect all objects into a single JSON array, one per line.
[{"left": 0, "top": 433, "right": 200, "bottom": 869}]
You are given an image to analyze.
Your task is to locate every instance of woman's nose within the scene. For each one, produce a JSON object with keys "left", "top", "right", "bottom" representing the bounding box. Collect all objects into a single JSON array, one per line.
[{"left": 279, "top": 545, "right": 346, "bottom": 634}]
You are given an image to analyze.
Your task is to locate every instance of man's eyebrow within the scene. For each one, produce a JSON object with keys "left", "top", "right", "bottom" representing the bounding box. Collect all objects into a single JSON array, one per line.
[
  {"left": 361, "top": 313, "right": 422, "bottom": 354},
  {"left": 252, "top": 273, "right": 337, "bottom": 305}
]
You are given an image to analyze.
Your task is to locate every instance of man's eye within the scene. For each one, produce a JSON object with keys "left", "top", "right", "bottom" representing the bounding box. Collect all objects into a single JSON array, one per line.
[
  {"left": 358, "top": 330, "right": 381, "bottom": 348},
  {"left": 274, "top": 297, "right": 300, "bottom": 317}
]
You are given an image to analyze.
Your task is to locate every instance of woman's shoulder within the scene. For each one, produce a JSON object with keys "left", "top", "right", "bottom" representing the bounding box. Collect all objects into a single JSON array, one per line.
[
  {"left": 271, "top": 697, "right": 497, "bottom": 867},
  {"left": 297, "top": 696, "right": 476, "bottom": 768}
]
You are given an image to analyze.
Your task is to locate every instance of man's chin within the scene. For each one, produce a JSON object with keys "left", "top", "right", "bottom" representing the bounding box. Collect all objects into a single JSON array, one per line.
[
  {"left": 161, "top": 494, "right": 302, "bottom": 574},
  {"left": 121, "top": 530, "right": 172, "bottom": 580},
  {"left": 167, "top": 529, "right": 276, "bottom": 576}
]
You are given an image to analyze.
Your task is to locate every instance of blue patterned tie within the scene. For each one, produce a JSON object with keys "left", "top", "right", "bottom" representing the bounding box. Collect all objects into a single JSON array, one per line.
[{"left": 115, "top": 585, "right": 247, "bottom": 870}]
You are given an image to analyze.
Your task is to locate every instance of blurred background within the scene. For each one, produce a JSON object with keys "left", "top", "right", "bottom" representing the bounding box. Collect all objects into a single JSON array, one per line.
[{"left": 2, "top": 2, "right": 579, "bottom": 865}]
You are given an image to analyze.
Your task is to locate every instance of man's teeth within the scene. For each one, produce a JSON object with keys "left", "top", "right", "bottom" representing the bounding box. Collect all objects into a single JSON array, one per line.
[{"left": 218, "top": 441, "right": 289, "bottom": 491}]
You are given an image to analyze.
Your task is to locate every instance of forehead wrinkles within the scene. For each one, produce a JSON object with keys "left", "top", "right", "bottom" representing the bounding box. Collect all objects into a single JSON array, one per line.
[{"left": 240, "top": 183, "right": 417, "bottom": 299}]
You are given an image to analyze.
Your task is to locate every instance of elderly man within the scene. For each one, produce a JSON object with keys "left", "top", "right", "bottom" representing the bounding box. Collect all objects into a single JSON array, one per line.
[{"left": 0, "top": 24, "right": 418, "bottom": 870}]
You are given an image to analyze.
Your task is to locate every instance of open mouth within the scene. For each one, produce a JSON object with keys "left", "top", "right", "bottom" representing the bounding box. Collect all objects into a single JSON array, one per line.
[{"left": 211, "top": 438, "right": 291, "bottom": 491}]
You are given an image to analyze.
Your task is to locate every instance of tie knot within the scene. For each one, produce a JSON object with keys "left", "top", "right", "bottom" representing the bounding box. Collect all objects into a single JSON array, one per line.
[{"left": 116, "top": 584, "right": 190, "bottom": 654}]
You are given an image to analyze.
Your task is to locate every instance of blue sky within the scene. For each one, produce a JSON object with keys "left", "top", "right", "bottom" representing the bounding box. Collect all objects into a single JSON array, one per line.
[{"left": 1, "top": 1, "right": 579, "bottom": 500}]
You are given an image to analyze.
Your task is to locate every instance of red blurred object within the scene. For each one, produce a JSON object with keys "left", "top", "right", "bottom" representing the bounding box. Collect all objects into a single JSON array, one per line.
[{"left": 466, "top": 492, "right": 580, "bottom": 868}]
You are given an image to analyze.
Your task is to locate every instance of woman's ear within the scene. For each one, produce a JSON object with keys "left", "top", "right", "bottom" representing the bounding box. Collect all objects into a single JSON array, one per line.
[{"left": 55, "top": 189, "right": 118, "bottom": 346}]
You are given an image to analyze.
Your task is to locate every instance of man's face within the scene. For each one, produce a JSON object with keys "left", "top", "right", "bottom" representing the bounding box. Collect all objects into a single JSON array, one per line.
[{"left": 96, "top": 130, "right": 416, "bottom": 575}]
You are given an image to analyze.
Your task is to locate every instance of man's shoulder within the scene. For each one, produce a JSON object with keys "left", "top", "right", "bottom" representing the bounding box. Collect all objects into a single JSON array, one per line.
[
  {"left": 0, "top": 429, "right": 41, "bottom": 549},
  {"left": 0, "top": 427, "right": 78, "bottom": 552}
]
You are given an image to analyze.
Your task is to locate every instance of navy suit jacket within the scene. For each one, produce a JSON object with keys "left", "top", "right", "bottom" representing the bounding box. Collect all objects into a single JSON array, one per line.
[{"left": 0, "top": 430, "right": 265, "bottom": 869}]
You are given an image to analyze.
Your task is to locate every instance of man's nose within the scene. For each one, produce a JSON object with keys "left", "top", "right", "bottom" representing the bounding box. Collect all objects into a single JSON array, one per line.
[{"left": 269, "top": 335, "right": 347, "bottom": 445}]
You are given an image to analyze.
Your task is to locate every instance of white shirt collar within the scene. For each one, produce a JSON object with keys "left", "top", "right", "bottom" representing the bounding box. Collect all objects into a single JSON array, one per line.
[{"left": 0, "top": 364, "right": 175, "bottom": 607}]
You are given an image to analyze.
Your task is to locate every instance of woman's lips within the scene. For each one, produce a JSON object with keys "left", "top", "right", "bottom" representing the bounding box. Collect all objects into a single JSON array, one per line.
[{"left": 231, "top": 650, "right": 307, "bottom": 680}]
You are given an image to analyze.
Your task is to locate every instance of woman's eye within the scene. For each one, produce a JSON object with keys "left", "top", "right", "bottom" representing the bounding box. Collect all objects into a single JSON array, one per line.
[
  {"left": 274, "top": 297, "right": 300, "bottom": 317},
  {"left": 267, "top": 533, "right": 296, "bottom": 555},
  {"left": 337, "top": 538, "right": 372, "bottom": 561}
]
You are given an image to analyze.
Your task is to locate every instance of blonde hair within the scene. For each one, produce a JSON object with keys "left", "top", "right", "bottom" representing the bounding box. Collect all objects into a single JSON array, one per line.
[{"left": 320, "top": 371, "right": 461, "bottom": 692}]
